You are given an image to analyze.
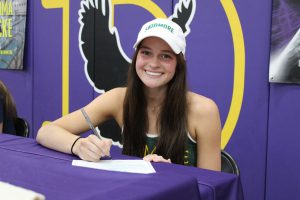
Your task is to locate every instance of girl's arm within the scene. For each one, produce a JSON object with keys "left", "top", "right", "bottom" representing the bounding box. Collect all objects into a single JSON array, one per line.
[
  {"left": 36, "top": 88, "right": 125, "bottom": 161},
  {"left": 189, "top": 93, "right": 222, "bottom": 171}
]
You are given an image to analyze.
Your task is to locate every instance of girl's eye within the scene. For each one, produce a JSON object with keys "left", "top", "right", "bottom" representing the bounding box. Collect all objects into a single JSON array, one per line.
[
  {"left": 161, "top": 54, "right": 172, "bottom": 60},
  {"left": 140, "top": 50, "right": 151, "bottom": 56}
]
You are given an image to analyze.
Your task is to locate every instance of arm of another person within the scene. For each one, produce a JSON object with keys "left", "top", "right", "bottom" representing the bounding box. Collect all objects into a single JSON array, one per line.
[
  {"left": 189, "top": 93, "right": 221, "bottom": 171},
  {"left": 36, "top": 88, "right": 125, "bottom": 161}
]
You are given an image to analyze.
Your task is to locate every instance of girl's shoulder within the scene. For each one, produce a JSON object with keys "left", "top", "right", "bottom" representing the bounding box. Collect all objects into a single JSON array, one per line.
[
  {"left": 107, "top": 87, "right": 127, "bottom": 94},
  {"left": 92, "top": 87, "right": 127, "bottom": 111},
  {"left": 101, "top": 87, "right": 127, "bottom": 100},
  {"left": 187, "top": 91, "right": 219, "bottom": 118},
  {"left": 187, "top": 91, "right": 221, "bottom": 142}
]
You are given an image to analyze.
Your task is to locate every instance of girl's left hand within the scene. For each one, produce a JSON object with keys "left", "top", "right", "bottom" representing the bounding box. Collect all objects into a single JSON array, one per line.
[{"left": 143, "top": 154, "right": 171, "bottom": 163}]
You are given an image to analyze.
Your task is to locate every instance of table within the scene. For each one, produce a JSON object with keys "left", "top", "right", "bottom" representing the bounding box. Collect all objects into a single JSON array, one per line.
[{"left": 0, "top": 134, "right": 243, "bottom": 200}]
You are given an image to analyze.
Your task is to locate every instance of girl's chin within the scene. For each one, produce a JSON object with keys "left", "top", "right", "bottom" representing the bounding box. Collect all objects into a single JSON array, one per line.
[{"left": 142, "top": 82, "right": 167, "bottom": 90}]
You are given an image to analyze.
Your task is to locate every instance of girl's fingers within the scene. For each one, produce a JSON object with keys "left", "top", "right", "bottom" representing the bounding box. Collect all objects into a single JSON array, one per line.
[
  {"left": 76, "top": 135, "right": 112, "bottom": 161},
  {"left": 143, "top": 154, "right": 171, "bottom": 163},
  {"left": 87, "top": 135, "right": 112, "bottom": 156}
]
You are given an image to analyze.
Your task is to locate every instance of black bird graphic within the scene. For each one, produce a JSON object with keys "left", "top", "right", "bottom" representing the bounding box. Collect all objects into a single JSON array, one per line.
[{"left": 79, "top": 0, "right": 195, "bottom": 144}]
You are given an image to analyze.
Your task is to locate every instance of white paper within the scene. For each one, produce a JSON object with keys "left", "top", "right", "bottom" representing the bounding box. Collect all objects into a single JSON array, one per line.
[
  {"left": 0, "top": 181, "right": 45, "bottom": 200},
  {"left": 72, "top": 159, "right": 156, "bottom": 174}
]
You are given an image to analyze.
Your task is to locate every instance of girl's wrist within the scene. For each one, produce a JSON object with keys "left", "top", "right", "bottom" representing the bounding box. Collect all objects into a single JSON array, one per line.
[{"left": 71, "top": 136, "right": 82, "bottom": 156}]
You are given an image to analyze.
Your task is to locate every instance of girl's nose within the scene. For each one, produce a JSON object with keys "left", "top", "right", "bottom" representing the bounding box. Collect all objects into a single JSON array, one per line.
[{"left": 148, "top": 57, "right": 159, "bottom": 68}]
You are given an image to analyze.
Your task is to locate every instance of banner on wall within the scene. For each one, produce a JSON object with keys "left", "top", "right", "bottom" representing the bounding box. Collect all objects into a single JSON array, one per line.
[
  {"left": 269, "top": 0, "right": 300, "bottom": 83},
  {"left": 0, "top": 0, "right": 27, "bottom": 70}
]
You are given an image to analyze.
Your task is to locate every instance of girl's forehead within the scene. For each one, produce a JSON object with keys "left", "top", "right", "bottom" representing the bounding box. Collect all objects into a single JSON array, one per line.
[{"left": 140, "top": 37, "right": 173, "bottom": 52}]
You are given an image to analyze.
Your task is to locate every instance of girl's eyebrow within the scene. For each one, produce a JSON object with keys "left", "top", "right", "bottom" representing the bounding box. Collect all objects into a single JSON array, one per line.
[
  {"left": 161, "top": 50, "right": 175, "bottom": 55},
  {"left": 139, "top": 45, "right": 151, "bottom": 50},
  {"left": 140, "top": 45, "right": 174, "bottom": 55}
]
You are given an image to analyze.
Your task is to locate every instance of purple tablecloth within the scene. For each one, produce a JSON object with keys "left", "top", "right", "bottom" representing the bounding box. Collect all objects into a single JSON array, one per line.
[{"left": 0, "top": 134, "right": 243, "bottom": 200}]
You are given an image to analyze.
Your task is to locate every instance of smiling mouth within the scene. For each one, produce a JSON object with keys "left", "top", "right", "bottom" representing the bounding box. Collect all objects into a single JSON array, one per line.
[{"left": 145, "top": 70, "right": 162, "bottom": 76}]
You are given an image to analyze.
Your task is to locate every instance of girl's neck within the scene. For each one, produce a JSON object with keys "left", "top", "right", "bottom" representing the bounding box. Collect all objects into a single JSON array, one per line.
[{"left": 144, "top": 86, "right": 166, "bottom": 109}]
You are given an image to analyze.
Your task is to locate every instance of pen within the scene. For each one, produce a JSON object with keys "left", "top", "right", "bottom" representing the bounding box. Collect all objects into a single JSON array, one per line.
[
  {"left": 81, "top": 108, "right": 112, "bottom": 160},
  {"left": 81, "top": 108, "right": 101, "bottom": 139}
]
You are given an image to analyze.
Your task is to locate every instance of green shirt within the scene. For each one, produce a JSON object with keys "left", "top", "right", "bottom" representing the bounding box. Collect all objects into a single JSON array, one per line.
[{"left": 144, "top": 135, "right": 197, "bottom": 167}]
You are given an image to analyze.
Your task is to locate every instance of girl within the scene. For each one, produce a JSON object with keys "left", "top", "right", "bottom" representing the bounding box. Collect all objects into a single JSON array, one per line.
[
  {"left": 37, "top": 18, "right": 221, "bottom": 171},
  {"left": 0, "top": 80, "right": 17, "bottom": 134}
]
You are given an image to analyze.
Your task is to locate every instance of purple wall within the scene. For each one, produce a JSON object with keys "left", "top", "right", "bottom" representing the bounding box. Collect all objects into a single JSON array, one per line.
[
  {"left": 0, "top": 0, "right": 299, "bottom": 200},
  {"left": 267, "top": 85, "right": 300, "bottom": 199}
]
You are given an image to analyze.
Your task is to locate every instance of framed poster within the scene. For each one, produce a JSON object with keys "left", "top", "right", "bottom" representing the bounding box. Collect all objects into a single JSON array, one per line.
[
  {"left": 269, "top": 0, "right": 300, "bottom": 83},
  {"left": 0, "top": 0, "right": 27, "bottom": 70}
]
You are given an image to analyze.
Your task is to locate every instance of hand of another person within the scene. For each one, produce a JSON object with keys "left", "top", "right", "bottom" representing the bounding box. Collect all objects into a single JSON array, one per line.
[
  {"left": 143, "top": 154, "right": 171, "bottom": 164},
  {"left": 72, "top": 134, "right": 112, "bottom": 162}
]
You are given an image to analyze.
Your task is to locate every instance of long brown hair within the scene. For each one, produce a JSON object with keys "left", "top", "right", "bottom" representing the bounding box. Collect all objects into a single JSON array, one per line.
[
  {"left": 0, "top": 80, "right": 17, "bottom": 121},
  {"left": 122, "top": 45, "right": 188, "bottom": 164}
]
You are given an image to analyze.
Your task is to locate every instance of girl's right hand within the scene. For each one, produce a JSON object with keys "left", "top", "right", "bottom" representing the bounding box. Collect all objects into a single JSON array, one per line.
[{"left": 72, "top": 134, "right": 112, "bottom": 162}]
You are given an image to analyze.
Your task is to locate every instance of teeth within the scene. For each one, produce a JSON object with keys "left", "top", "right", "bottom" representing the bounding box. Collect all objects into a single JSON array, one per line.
[{"left": 145, "top": 71, "right": 162, "bottom": 76}]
